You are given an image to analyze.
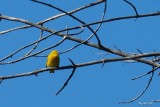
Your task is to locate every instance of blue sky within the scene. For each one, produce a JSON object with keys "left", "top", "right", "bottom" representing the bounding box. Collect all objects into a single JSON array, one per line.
[{"left": 0, "top": 0, "right": 160, "bottom": 107}]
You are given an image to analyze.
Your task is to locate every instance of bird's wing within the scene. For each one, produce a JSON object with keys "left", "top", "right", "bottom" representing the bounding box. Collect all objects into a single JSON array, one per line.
[{"left": 58, "top": 56, "right": 60, "bottom": 67}]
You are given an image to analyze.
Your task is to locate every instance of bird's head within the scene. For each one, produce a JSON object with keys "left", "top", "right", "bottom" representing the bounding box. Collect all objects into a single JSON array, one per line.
[{"left": 51, "top": 50, "right": 59, "bottom": 55}]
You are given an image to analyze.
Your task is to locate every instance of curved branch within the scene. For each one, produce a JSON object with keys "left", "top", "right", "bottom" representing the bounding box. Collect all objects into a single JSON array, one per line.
[
  {"left": 0, "top": 32, "right": 55, "bottom": 62},
  {"left": 123, "top": 0, "right": 139, "bottom": 16},
  {"left": 0, "top": 0, "right": 104, "bottom": 35},
  {"left": 31, "top": 0, "right": 101, "bottom": 45},
  {"left": 25, "top": 28, "right": 43, "bottom": 56},
  {"left": 56, "top": 58, "right": 76, "bottom": 95},
  {"left": 0, "top": 36, "right": 67, "bottom": 64},
  {"left": 120, "top": 71, "right": 154, "bottom": 104},
  {"left": 60, "top": 1, "right": 107, "bottom": 54}
]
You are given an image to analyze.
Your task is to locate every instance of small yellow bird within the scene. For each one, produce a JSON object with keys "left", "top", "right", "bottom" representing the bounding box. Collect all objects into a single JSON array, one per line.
[{"left": 46, "top": 50, "right": 60, "bottom": 73}]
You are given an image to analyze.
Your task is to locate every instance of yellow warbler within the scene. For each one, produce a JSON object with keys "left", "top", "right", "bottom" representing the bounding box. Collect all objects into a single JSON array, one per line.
[{"left": 46, "top": 50, "right": 60, "bottom": 73}]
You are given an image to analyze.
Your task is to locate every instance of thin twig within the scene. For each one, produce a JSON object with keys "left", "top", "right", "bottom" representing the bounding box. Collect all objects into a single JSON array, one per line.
[
  {"left": 114, "top": 46, "right": 122, "bottom": 53},
  {"left": 137, "top": 49, "right": 143, "bottom": 54},
  {"left": 0, "top": 77, "right": 3, "bottom": 84},
  {"left": 31, "top": 0, "right": 101, "bottom": 45},
  {"left": 101, "top": 59, "right": 105, "bottom": 67},
  {"left": 60, "top": 1, "right": 107, "bottom": 54},
  {"left": 0, "top": 36, "right": 67, "bottom": 64},
  {"left": 56, "top": 58, "right": 76, "bottom": 95},
  {"left": 25, "top": 27, "right": 43, "bottom": 56},
  {"left": 0, "top": 0, "right": 103, "bottom": 35},
  {"left": 66, "top": 26, "right": 84, "bottom": 36},
  {"left": 0, "top": 32, "right": 55, "bottom": 62},
  {"left": 120, "top": 71, "right": 154, "bottom": 103},
  {"left": 55, "top": 68, "right": 76, "bottom": 95},
  {"left": 132, "top": 66, "right": 160, "bottom": 80},
  {"left": 123, "top": 0, "right": 139, "bottom": 16},
  {"left": 37, "top": 0, "right": 104, "bottom": 24},
  {"left": 151, "top": 100, "right": 160, "bottom": 102}
]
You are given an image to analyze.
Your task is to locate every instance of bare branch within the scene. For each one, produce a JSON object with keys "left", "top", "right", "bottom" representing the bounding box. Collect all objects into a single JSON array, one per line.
[
  {"left": 60, "top": 1, "right": 107, "bottom": 54},
  {"left": 31, "top": 0, "right": 102, "bottom": 45},
  {"left": 66, "top": 26, "right": 84, "bottom": 36},
  {"left": 120, "top": 71, "right": 154, "bottom": 104},
  {"left": 1, "top": 12, "right": 160, "bottom": 37},
  {"left": 0, "top": 0, "right": 104, "bottom": 35},
  {"left": 0, "top": 32, "right": 53, "bottom": 62},
  {"left": 56, "top": 58, "right": 76, "bottom": 95},
  {"left": 132, "top": 66, "right": 160, "bottom": 80},
  {"left": 56, "top": 68, "right": 76, "bottom": 95},
  {"left": 25, "top": 28, "right": 43, "bottom": 56},
  {"left": 137, "top": 49, "right": 143, "bottom": 54},
  {"left": 38, "top": 0, "right": 105, "bottom": 24},
  {"left": 0, "top": 36, "right": 67, "bottom": 64},
  {"left": 123, "top": 0, "right": 139, "bottom": 16},
  {"left": 1, "top": 53, "right": 160, "bottom": 80},
  {"left": 151, "top": 100, "right": 160, "bottom": 103}
]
